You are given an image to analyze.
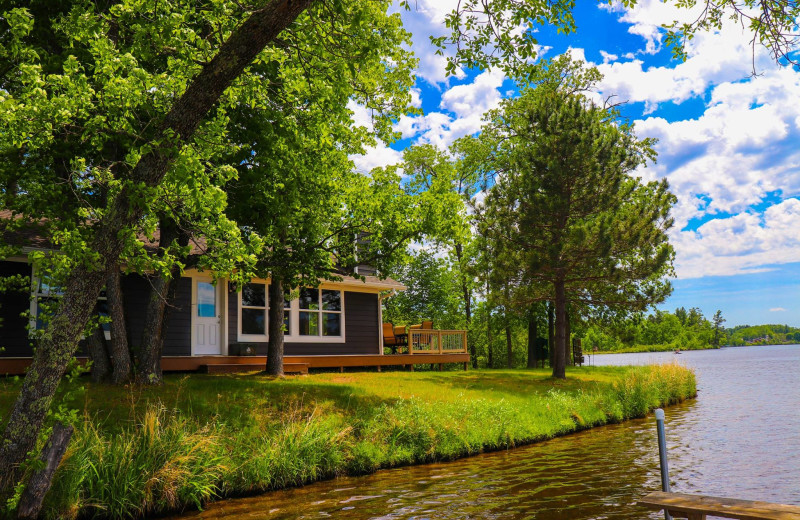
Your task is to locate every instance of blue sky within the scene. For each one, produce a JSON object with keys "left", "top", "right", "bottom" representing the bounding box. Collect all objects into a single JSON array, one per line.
[{"left": 351, "top": 0, "right": 800, "bottom": 327}]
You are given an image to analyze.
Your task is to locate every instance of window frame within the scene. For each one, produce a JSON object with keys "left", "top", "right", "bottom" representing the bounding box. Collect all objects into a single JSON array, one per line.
[
  {"left": 29, "top": 270, "right": 109, "bottom": 340},
  {"left": 297, "top": 288, "right": 344, "bottom": 340},
  {"left": 236, "top": 280, "right": 345, "bottom": 344},
  {"left": 238, "top": 282, "right": 269, "bottom": 342}
]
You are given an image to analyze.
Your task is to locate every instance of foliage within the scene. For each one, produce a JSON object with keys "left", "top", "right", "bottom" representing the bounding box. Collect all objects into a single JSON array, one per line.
[
  {"left": 223, "top": 0, "right": 419, "bottom": 290},
  {"left": 383, "top": 249, "right": 465, "bottom": 330},
  {"left": 468, "top": 66, "right": 676, "bottom": 377},
  {"left": 0, "top": 367, "right": 696, "bottom": 519},
  {"left": 727, "top": 324, "right": 800, "bottom": 346},
  {"left": 582, "top": 308, "right": 717, "bottom": 352},
  {"left": 661, "top": 0, "right": 800, "bottom": 67}
]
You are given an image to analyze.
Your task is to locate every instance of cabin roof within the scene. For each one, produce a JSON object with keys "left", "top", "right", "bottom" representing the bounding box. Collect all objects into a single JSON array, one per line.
[{"left": 0, "top": 210, "right": 406, "bottom": 292}]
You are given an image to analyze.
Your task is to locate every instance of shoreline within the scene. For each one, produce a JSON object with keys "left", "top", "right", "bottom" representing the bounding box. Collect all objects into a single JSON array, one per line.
[
  {"left": 0, "top": 366, "right": 697, "bottom": 519},
  {"left": 592, "top": 342, "right": 800, "bottom": 355}
]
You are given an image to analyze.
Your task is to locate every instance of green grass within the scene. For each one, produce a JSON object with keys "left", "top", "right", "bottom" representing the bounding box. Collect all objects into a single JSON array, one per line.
[{"left": 0, "top": 365, "right": 696, "bottom": 519}]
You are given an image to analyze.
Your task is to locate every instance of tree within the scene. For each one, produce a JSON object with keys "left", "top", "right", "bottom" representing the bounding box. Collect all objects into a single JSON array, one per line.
[
  {"left": 675, "top": 306, "right": 688, "bottom": 326},
  {"left": 398, "top": 144, "right": 481, "bottom": 365},
  {"left": 712, "top": 310, "right": 726, "bottom": 347},
  {"left": 0, "top": 0, "right": 319, "bottom": 494},
  {"left": 222, "top": 1, "right": 417, "bottom": 376},
  {"left": 472, "top": 85, "right": 675, "bottom": 378},
  {"left": 383, "top": 249, "right": 465, "bottom": 330}
]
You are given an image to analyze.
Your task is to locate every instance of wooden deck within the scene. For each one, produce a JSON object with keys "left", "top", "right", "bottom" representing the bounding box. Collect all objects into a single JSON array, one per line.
[
  {"left": 639, "top": 491, "right": 800, "bottom": 519},
  {"left": 164, "top": 353, "right": 470, "bottom": 373},
  {"left": 1, "top": 353, "right": 471, "bottom": 376}
]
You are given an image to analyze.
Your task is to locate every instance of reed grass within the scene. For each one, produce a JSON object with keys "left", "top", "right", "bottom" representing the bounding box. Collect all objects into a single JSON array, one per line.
[{"left": 0, "top": 364, "right": 696, "bottom": 519}]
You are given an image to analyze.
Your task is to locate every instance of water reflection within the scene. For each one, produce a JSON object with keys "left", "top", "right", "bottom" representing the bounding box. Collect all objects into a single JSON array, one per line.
[{"left": 175, "top": 345, "right": 800, "bottom": 519}]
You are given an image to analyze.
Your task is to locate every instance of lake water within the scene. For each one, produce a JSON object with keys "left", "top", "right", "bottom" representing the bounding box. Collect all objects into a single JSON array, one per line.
[{"left": 176, "top": 344, "right": 800, "bottom": 519}]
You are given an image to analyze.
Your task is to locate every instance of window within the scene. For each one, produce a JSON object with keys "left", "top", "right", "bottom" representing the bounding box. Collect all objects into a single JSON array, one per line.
[
  {"left": 30, "top": 273, "right": 109, "bottom": 339},
  {"left": 299, "top": 288, "right": 342, "bottom": 337},
  {"left": 237, "top": 283, "right": 344, "bottom": 342},
  {"left": 241, "top": 283, "right": 266, "bottom": 336},
  {"left": 31, "top": 275, "right": 62, "bottom": 334},
  {"left": 238, "top": 282, "right": 293, "bottom": 341}
]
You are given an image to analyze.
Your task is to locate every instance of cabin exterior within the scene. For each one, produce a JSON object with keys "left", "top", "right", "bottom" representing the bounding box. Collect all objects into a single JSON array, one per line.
[{"left": 0, "top": 217, "right": 470, "bottom": 374}]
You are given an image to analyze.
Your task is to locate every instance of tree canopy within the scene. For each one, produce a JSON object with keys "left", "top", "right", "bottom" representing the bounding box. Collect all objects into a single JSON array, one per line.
[{"left": 470, "top": 82, "right": 676, "bottom": 377}]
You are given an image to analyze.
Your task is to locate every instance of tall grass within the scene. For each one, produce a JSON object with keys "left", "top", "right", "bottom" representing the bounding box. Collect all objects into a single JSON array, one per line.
[{"left": 21, "top": 364, "right": 696, "bottom": 519}]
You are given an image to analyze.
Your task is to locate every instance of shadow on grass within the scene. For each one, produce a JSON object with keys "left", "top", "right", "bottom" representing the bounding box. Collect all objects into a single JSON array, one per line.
[
  {"left": 403, "top": 367, "right": 629, "bottom": 402},
  {"left": 53, "top": 372, "right": 411, "bottom": 432}
]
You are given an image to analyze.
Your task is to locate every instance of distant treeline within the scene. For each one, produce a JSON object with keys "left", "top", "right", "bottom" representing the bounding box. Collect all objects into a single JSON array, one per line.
[
  {"left": 727, "top": 324, "right": 800, "bottom": 346},
  {"left": 582, "top": 308, "right": 800, "bottom": 352}
]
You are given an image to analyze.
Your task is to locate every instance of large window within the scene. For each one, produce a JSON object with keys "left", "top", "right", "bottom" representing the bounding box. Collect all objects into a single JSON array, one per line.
[
  {"left": 241, "top": 283, "right": 267, "bottom": 336},
  {"left": 238, "top": 282, "right": 293, "bottom": 341},
  {"left": 238, "top": 283, "right": 343, "bottom": 342},
  {"left": 299, "top": 288, "right": 342, "bottom": 337}
]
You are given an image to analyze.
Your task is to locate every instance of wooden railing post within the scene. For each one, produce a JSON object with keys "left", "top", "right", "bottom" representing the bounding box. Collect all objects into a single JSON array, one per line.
[{"left": 438, "top": 330, "right": 442, "bottom": 354}]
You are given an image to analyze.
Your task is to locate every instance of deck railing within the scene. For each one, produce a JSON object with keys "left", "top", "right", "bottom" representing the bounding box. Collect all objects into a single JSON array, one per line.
[{"left": 409, "top": 329, "right": 468, "bottom": 354}]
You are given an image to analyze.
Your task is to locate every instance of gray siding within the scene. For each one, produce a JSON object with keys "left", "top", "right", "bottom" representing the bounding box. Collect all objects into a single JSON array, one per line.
[
  {"left": 163, "top": 277, "right": 191, "bottom": 356},
  {"left": 121, "top": 274, "right": 148, "bottom": 349},
  {"left": 121, "top": 275, "right": 190, "bottom": 356},
  {"left": 0, "top": 261, "right": 33, "bottom": 357}
]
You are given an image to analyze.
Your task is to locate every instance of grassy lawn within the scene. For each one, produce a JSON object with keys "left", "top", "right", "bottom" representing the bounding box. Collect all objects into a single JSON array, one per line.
[{"left": 0, "top": 365, "right": 696, "bottom": 519}]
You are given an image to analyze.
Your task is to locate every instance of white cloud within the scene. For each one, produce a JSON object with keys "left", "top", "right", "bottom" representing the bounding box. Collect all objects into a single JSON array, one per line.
[
  {"left": 585, "top": 2, "right": 800, "bottom": 280},
  {"left": 631, "top": 66, "right": 800, "bottom": 231},
  {"left": 770, "top": 307, "right": 787, "bottom": 312},
  {"left": 393, "top": 0, "right": 464, "bottom": 85},
  {"left": 599, "top": 50, "right": 618, "bottom": 63},
  {"left": 392, "top": 68, "right": 508, "bottom": 149},
  {"left": 671, "top": 198, "right": 800, "bottom": 278},
  {"left": 593, "top": 1, "right": 773, "bottom": 111},
  {"left": 351, "top": 142, "right": 402, "bottom": 174}
]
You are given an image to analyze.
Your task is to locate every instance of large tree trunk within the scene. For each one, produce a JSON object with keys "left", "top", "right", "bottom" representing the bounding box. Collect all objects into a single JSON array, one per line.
[
  {"left": 0, "top": 0, "right": 313, "bottom": 493},
  {"left": 527, "top": 304, "right": 538, "bottom": 369},
  {"left": 455, "top": 242, "right": 476, "bottom": 368},
  {"left": 548, "top": 301, "right": 555, "bottom": 368},
  {"left": 137, "top": 274, "right": 170, "bottom": 385},
  {"left": 86, "top": 317, "right": 112, "bottom": 384},
  {"left": 486, "top": 276, "right": 493, "bottom": 368},
  {"left": 137, "top": 217, "right": 188, "bottom": 385},
  {"left": 0, "top": 268, "right": 107, "bottom": 494},
  {"left": 16, "top": 422, "right": 74, "bottom": 520},
  {"left": 565, "top": 308, "right": 572, "bottom": 367},
  {"left": 504, "top": 282, "right": 512, "bottom": 368},
  {"left": 265, "top": 277, "right": 285, "bottom": 376},
  {"left": 505, "top": 322, "right": 513, "bottom": 368},
  {"left": 552, "top": 280, "right": 567, "bottom": 379},
  {"left": 106, "top": 267, "right": 132, "bottom": 384}
]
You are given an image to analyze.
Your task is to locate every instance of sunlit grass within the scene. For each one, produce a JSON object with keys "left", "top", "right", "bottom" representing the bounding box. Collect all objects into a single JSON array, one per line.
[{"left": 0, "top": 365, "right": 696, "bottom": 519}]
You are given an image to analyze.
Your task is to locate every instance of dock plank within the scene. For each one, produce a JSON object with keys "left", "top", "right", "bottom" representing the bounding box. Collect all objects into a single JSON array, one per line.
[{"left": 639, "top": 491, "right": 800, "bottom": 520}]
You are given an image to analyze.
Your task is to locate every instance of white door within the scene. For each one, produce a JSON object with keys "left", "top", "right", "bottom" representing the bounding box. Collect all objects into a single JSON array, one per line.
[{"left": 194, "top": 279, "right": 221, "bottom": 355}]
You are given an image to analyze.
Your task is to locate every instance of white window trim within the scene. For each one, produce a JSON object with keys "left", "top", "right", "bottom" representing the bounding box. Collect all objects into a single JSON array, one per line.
[
  {"left": 293, "top": 288, "right": 345, "bottom": 343},
  {"left": 236, "top": 281, "right": 346, "bottom": 344},
  {"left": 236, "top": 281, "right": 282, "bottom": 343},
  {"left": 29, "top": 269, "right": 109, "bottom": 340}
]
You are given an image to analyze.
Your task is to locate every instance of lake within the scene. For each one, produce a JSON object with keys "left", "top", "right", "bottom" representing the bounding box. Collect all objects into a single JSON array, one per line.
[{"left": 175, "top": 344, "right": 800, "bottom": 519}]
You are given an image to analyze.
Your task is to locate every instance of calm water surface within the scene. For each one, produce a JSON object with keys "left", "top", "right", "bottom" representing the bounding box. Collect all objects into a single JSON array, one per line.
[{"left": 176, "top": 344, "right": 800, "bottom": 519}]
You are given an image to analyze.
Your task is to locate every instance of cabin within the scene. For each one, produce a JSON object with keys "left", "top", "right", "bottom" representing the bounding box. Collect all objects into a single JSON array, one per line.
[{"left": 0, "top": 213, "right": 469, "bottom": 375}]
